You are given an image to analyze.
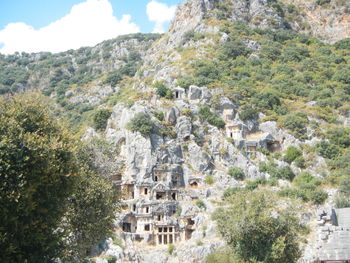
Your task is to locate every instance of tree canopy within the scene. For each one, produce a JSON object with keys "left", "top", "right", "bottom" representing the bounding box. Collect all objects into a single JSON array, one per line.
[
  {"left": 212, "top": 191, "right": 303, "bottom": 263},
  {"left": 0, "top": 94, "right": 119, "bottom": 262}
]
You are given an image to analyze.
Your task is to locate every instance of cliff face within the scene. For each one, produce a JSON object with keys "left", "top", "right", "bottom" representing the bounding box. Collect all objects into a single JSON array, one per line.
[
  {"left": 169, "top": 0, "right": 350, "bottom": 43},
  {"left": 289, "top": 0, "right": 350, "bottom": 43}
]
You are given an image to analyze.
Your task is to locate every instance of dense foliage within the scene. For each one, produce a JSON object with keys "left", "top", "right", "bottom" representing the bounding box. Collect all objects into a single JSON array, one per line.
[
  {"left": 93, "top": 108, "right": 112, "bottom": 131},
  {"left": 0, "top": 94, "right": 119, "bottom": 262},
  {"left": 212, "top": 191, "right": 303, "bottom": 263},
  {"left": 198, "top": 106, "right": 225, "bottom": 129},
  {"left": 126, "top": 112, "right": 154, "bottom": 136}
]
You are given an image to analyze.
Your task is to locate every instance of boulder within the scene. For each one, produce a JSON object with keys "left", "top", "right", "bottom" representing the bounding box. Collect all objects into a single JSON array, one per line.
[
  {"left": 176, "top": 116, "right": 192, "bottom": 140},
  {"left": 188, "top": 142, "right": 212, "bottom": 173}
]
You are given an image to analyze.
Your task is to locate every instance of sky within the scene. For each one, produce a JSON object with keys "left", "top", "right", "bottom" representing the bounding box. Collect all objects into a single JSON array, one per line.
[{"left": 0, "top": 0, "right": 183, "bottom": 54}]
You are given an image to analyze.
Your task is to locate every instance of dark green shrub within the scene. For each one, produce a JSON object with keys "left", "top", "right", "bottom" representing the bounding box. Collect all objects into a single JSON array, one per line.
[
  {"left": 228, "top": 167, "right": 245, "bottom": 180},
  {"left": 126, "top": 113, "right": 154, "bottom": 136},
  {"left": 334, "top": 38, "right": 350, "bottom": 50},
  {"left": 239, "top": 106, "right": 259, "bottom": 121},
  {"left": 252, "top": 92, "right": 281, "bottom": 110},
  {"left": 282, "top": 45, "right": 309, "bottom": 62},
  {"left": 281, "top": 112, "right": 308, "bottom": 139},
  {"left": 259, "top": 41, "right": 282, "bottom": 60},
  {"left": 326, "top": 127, "right": 350, "bottom": 148},
  {"left": 309, "top": 190, "right": 328, "bottom": 205},
  {"left": 275, "top": 166, "right": 295, "bottom": 181},
  {"left": 316, "top": 0, "right": 331, "bottom": 5},
  {"left": 104, "top": 70, "right": 122, "bottom": 86},
  {"left": 284, "top": 146, "right": 302, "bottom": 164},
  {"left": 199, "top": 106, "right": 225, "bottom": 129},
  {"left": 93, "top": 109, "right": 112, "bottom": 131},
  {"left": 333, "top": 67, "right": 350, "bottom": 84},
  {"left": 153, "top": 110, "right": 164, "bottom": 121},
  {"left": 220, "top": 40, "right": 251, "bottom": 60},
  {"left": 246, "top": 177, "right": 267, "bottom": 191},
  {"left": 294, "top": 156, "right": 306, "bottom": 168},
  {"left": 155, "top": 81, "right": 173, "bottom": 99},
  {"left": 315, "top": 141, "right": 340, "bottom": 159}
]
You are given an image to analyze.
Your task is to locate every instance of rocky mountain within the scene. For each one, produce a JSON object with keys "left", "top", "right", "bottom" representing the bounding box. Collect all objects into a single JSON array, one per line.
[{"left": 1, "top": 0, "right": 350, "bottom": 262}]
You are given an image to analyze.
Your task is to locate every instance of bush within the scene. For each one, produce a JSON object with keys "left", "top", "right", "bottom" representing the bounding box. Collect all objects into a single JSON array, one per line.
[
  {"left": 228, "top": 167, "right": 245, "bottom": 180},
  {"left": 153, "top": 110, "right": 164, "bottom": 121},
  {"left": 281, "top": 112, "right": 308, "bottom": 139},
  {"left": 220, "top": 40, "right": 251, "bottom": 60},
  {"left": 105, "top": 255, "right": 117, "bottom": 263},
  {"left": 315, "top": 141, "right": 340, "bottom": 159},
  {"left": 252, "top": 92, "right": 281, "bottom": 110},
  {"left": 104, "top": 70, "right": 122, "bottom": 86},
  {"left": 168, "top": 244, "right": 175, "bottom": 255},
  {"left": 284, "top": 146, "right": 302, "bottom": 164},
  {"left": 199, "top": 106, "right": 225, "bottom": 129},
  {"left": 246, "top": 177, "right": 267, "bottom": 190},
  {"left": 205, "top": 175, "right": 214, "bottom": 185},
  {"left": 238, "top": 106, "right": 259, "bottom": 121},
  {"left": 93, "top": 108, "right": 112, "bottom": 131},
  {"left": 334, "top": 38, "right": 350, "bottom": 50},
  {"left": 335, "top": 195, "right": 350, "bottom": 208},
  {"left": 213, "top": 191, "right": 303, "bottom": 263},
  {"left": 126, "top": 113, "right": 154, "bottom": 136},
  {"left": 205, "top": 249, "right": 238, "bottom": 263},
  {"left": 326, "top": 127, "right": 350, "bottom": 148},
  {"left": 155, "top": 81, "right": 173, "bottom": 99},
  {"left": 333, "top": 67, "right": 350, "bottom": 85},
  {"left": 309, "top": 190, "right": 328, "bottom": 205},
  {"left": 294, "top": 156, "right": 306, "bottom": 168},
  {"left": 196, "top": 200, "right": 206, "bottom": 209}
]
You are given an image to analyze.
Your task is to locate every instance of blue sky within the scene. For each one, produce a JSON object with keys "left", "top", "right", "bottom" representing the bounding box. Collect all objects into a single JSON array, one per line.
[{"left": 0, "top": 0, "right": 184, "bottom": 54}]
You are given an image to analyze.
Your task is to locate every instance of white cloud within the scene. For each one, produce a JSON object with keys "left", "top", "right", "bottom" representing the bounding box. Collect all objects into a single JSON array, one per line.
[
  {"left": 146, "top": 0, "right": 177, "bottom": 33},
  {"left": 0, "top": 0, "right": 140, "bottom": 54}
]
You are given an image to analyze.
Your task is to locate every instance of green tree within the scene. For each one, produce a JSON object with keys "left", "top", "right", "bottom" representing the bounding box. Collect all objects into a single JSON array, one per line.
[
  {"left": 0, "top": 94, "right": 119, "bottom": 262},
  {"left": 126, "top": 112, "right": 154, "bottom": 136},
  {"left": 281, "top": 112, "right": 308, "bottom": 139},
  {"left": 239, "top": 106, "right": 259, "bottom": 121},
  {"left": 199, "top": 106, "right": 225, "bottom": 129},
  {"left": 0, "top": 94, "right": 77, "bottom": 262},
  {"left": 213, "top": 191, "right": 303, "bottom": 263},
  {"left": 93, "top": 108, "right": 112, "bottom": 131}
]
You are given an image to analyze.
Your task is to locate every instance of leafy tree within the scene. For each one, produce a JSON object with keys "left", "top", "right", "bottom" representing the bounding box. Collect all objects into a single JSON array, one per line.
[
  {"left": 0, "top": 94, "right": 119, "bottom": 262},
  {"left": 155, "top": 81, "right": 173, "bottom": 99},
  {"left": 93, "top": 108, "right": 112, "bottom": 131},
  {"left": 0, "top": 94, "right": 77, "bottom": 262},
  {"left": 126, "top": 112, "right": 154, "bottom": 136},
  {"left": 213, "top": 191, "right": 303, "bottom": 263},
  {"left": 199, "top": 106, "right": 225, "bottom": 129},
  {"left": 239, "top": 106, "right": 259, "bottom": 121},
  {"left": 281, "top": 112, "right": 308, "bottom": 139},
  {"left": 220, "top": 40, "right": 251, "bottom": 60},
  {"left": 104, "top": 70, "right": 122, "bottom": 86},
  {"left": 252, "top": 92, "right": 281, "bottom": 110}
]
